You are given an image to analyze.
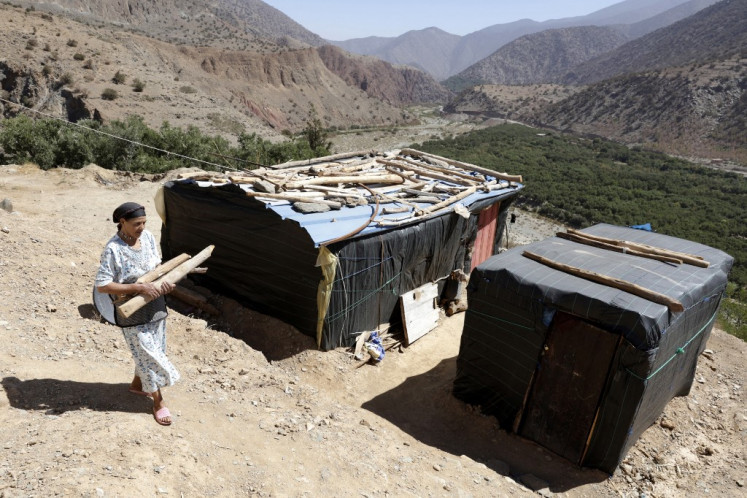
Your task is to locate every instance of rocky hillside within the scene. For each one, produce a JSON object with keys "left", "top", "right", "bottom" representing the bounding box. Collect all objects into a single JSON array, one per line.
[
  {"left": 317, "top": 46, "right": 451, "bottom": 106},
  {"left": 561, "top": 0, "right": 747, "bottom": 85},
  {"left": 17, "top": 0, "right": 326, "bottom": 50},
  {"left": 443, "top": 26, "right": 630, "bottom": 91},
  {"left": 537, "top": 60, "right": 747, "bottom": 164},
  {"left": 0, "top": 4, "right": 452, "bottom": 140}
]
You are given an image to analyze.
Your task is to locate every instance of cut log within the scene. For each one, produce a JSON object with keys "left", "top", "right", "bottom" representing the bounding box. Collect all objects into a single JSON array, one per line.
[
  {"left": 522, "top": 250, "right": 685, "bottom": 312},
  {"left": 556, "top": 232, "right": 683, "bottom": 265},
  {"left": 284, "top": 174, "right": 404, "bottom": 189},
  {"left": 136, "top": 254, "right": 191, "bottom": 283},
  {"left": 566, "top": 229, "right": 709, "bottom": 268},
  {"left": 170, "top": 285, "right": 219, "bottom": 315},
  {"left": 377, "top": 158, "right": 478, "bottom": 186},
  {"left": 117, "top": 245, "right": 215, "bottom": 319},
  {"left": 245, "top": 191, "right": 341, "bottom": 208},
  {"left": 400, "top": 148, "right": 523, "bottom": 183},
  {"left": 415, "top": 186, "right": 477, "bottom": 217}
]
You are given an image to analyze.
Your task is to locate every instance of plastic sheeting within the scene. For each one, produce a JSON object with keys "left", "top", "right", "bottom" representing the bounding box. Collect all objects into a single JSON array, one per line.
[
  {"left": 454, "top": 224, "right": 733, "bottom": 473},
  {"left": 159, "top": 180, "right": 519, "bottom": 350}
]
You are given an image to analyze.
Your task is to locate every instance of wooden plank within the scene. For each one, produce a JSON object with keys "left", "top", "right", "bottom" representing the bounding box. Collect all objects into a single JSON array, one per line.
[
  {"left": 522, "top": 250, "right": 685, "bottom": 312},
  {"left": 566, "top": 229, "right": 709, "bottom": 268},
  {"left": 399, "top": 283, "right": 440, "bottom": 345},
  {"left": 556, "top": 231, "right": 683, "bottom": 265},
  {"left": 117, "top": 245, "right": 215, "bottom": 319},
  {"left": 520, "top": 313, "right": 620, "bottom": 464}
]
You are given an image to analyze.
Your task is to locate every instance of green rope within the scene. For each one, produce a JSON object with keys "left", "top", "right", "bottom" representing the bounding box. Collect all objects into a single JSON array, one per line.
[
  {"left": 326, "top": 272, "right": 401, "bottom": 323},
  {"left": 626, "top": 311, "right": 716, "bottom": 382}
]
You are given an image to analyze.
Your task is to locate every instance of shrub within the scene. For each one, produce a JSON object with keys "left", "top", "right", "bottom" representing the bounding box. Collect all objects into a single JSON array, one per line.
[
  {"left": 73, "top": 53, "right": 85, "bottom": 61},
  {"left": 112, "top": 70, "right": 126, "bottom": 84},
  {"left": 179, "top": 85, "right": 197, "bottom": 94},
  {"left": 59, "top": 72, "right": 73, "bottom": 86},
  {"left": 131, "top": 78, "right": 145, "bottom": 92},
  {"left": 101, "top": 88, "right": 118, "bottom": 100},
  {"left": 66, "top": 39, "right": 77, "bottom": 47}
]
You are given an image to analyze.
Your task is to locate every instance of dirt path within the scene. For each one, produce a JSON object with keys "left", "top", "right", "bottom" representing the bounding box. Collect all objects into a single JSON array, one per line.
[{"left": 1, "top": 164, "right": 744, "bottom": 497}]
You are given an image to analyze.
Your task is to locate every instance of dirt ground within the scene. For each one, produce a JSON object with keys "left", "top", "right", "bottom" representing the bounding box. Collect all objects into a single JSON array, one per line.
[{"left": 0, "top": 164, "right": 745, "bottom": 497}]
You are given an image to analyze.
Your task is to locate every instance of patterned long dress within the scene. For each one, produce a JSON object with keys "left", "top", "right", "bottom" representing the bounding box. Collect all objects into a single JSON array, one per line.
[{"left": 95, "top": 230, "right": 180, "bottom": 393}]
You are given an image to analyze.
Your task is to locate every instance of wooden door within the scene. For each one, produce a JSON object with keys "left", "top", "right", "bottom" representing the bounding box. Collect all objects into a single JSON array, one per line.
[
  {"left": 519, "top": 312, "right": 619, "bottom": 464},
  {"left": 470, "top": 202, "right": 500, "bottom": 271}
]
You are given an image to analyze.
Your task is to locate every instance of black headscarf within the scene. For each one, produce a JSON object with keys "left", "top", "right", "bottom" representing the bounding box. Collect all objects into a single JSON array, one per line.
[{"left": 112, "top": 202, "right": 146, "bottom": 223}]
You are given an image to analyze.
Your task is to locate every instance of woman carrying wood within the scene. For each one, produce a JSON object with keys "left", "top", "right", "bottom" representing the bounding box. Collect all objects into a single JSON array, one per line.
[{"left": 95, "top": 202, "right": 179, "bottom": 426}]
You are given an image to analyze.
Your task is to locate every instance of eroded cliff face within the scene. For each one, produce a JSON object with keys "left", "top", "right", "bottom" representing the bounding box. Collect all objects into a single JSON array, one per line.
[
  {"left": 317, "top": 45, "right": 452, "bottom": 106},
  {"left": 0, "top": 5, "right": 427, "bottom": 136}
]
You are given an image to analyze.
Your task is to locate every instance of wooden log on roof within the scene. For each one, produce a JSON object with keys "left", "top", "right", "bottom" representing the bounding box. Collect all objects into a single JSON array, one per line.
[
  {"left": 397, "top": 156, "right": 487, "bottom": 183},
  {"left": 270, "top": 150, "right": 376, "bottom": 170},
  {"left": 377, "top": 158, "right": 478, "bottom": 186},
  {"left": 556, "top": 232, "right": 683, "bottom": 265},
  {"left": 284, "top": 174, "right": 404, "bottom": 189},
  {"left": 522, "top": 250, "right": 685, "bottom": 312},
  {"left": 566, "top": 229, "right": 709, "bottom": 267},
  {"left": 400, "top": 148, "right": 523, "bottom": 183},
  {"left": 415, "top": 186, "right": 477, "bottom": 217},
  {"left": 245, "top": 191, "right": 341, "bottom": 208}
]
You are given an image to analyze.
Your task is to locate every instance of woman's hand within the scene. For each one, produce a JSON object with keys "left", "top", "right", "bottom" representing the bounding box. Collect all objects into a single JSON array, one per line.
[
  {"left": 137, "top": 282, "right": 162, "bottom": 300},
  {"left": 159, "top": 281, "right": 175, "bottom": 295}
]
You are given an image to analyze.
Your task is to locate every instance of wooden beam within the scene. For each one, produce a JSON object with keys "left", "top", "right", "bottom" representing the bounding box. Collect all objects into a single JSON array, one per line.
[
  {"left": 117, "top": 245, "right": 215, "bottom": 319},
  {"left": 270, "top": 150, "right": 375, "bottom": 169},
  {"left": 556, "top": 232, "right": 683, "bottom": 265},
  {"left": 566, "top": 229, "right": 709, "bottom": 268},
  {"left": 284, "top": 174, "right": 404, "bottom": 189},
  {"left": 400, "top": 148, "right": 523, "bottom": 183},
  {"left": 522, "top": 250, "right": 684, "bottom": 312},
  {"left": 377, "top": 158, "right": 478, "bottom": 186}
]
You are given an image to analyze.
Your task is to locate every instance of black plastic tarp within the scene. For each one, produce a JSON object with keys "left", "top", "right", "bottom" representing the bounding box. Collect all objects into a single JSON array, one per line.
[
  {"left": 454, "top": 223, "right": 733, "bottom": 473},
  {"left": 160, "top": 180, "right": 518, "bottom": 350}
]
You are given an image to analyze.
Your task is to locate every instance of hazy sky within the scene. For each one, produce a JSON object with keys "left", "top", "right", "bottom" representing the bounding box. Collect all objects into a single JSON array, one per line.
[{"left": 262, "top": 0, "right": 625, "bottom": 40}]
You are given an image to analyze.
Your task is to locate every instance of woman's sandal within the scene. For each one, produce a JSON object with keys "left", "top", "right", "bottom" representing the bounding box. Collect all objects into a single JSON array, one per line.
[{"left": 153, "top": 406, "right": 172, "bottom": 426}]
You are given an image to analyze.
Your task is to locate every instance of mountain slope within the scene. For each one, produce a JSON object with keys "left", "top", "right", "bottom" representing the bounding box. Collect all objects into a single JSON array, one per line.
[
  {"left": 317, "top": 46, "right": 451, "bottom": 106},
  {"left": 538, "top": 61, "right": 746, "bottom": 163},
  {"left": 0, "top": 4, "right": 418, "bottom": 139},
  {"left": 444, "top": 26, "right": 630, "bottom": 90},
  {"left": 562, "top": 0, "right": 747, "bottom": 84},
  {"left": 19, "top": 0, "right": 327, "bottom": 50},
  {"left": 331, "top": 0, "right": 715, "bottom": 79}
]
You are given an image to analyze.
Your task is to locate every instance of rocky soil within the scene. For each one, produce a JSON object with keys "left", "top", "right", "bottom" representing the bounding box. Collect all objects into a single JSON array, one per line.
[{"left": 0, "top": 164, "right": 745, "bottom": 497}]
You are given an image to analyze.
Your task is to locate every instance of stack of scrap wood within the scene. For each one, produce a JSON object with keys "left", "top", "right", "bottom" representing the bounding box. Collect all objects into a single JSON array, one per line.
[{"left": 185, "top": 149, "right": 522, "bottom": 225}]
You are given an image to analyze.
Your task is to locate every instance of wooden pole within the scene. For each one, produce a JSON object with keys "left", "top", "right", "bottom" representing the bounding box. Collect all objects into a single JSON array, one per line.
[
  {"left": 284, "top": 174, "right": 404, "bottom": 189},
  {"left": 522, "top": 250, "right": 685, "bottom": 312},
  {"left": 556, "top": 232, "right": 683, "bottom": 265},
  {"left": 117, "top": 245, "right": 215, "bottom": 319},
  {"left": 566, "top": 229, "right": 709, "bottom": 268},
  {"left": 170, "top": 285, "right": 220, "bottom": 315},
  {"left": 136, "top": 254, "right": 191, "bottom": 283},
  {"left": 400, "top": 148, "right": 523, "bottom": 183}
]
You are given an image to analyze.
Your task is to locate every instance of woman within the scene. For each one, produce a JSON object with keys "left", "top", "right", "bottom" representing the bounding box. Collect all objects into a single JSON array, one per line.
[{"left": 95, "top": 202, "right": 179, "bottom": 426}]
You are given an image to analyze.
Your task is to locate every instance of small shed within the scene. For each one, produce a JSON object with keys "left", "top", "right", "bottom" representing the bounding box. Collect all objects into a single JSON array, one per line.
[
  {"left": 157, "top": 149, "right": 524, "bottom": 350},
  {"left": 453, "top": 224, "right": 733, "bottom": 473}
]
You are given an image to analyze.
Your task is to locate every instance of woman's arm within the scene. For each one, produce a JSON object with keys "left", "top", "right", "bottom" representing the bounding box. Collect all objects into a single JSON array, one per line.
[{"left": 98, "top": 281, "right": 174, "bottom": 299}]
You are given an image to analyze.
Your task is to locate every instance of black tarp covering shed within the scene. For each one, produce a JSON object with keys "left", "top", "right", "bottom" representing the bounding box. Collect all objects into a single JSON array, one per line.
[
  {"left": 454, "top": 223, "right": 734, "bottom": 473},
  {"left": 159, "top": 172, "right": 521, "bottom": 350}
]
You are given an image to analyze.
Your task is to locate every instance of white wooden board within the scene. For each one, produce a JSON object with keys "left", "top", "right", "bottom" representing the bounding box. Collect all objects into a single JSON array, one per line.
[{"left": 400, "top": 282, "right": 440, "bottom": 345}]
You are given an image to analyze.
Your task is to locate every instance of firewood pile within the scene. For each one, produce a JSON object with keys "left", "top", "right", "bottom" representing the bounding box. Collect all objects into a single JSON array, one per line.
[{"left": 177, "top": 148, "right": 522, "bottom": 227}]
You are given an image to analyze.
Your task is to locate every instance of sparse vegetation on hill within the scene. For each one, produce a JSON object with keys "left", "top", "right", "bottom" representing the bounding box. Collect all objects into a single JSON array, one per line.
[
  {"left": 414, "top": 124, "right": 747, "bottom": 337},
  {"left": 0, "top": 114, "right": 330, "bottom": 172}
]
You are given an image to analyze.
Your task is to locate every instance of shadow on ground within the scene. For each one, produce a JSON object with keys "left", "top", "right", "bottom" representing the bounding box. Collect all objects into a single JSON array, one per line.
[
  {"left": 2, "top": 377, "right": 152, "bottom": 415},
  {"left": 361, "top": 357, "right": 609, "bottom": 494}
]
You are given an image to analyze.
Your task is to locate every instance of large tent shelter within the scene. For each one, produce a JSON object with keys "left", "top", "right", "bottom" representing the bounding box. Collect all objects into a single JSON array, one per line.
[
  {"left": 157, "top": 149, "right": 523, "bottom": 350},
  {"left": 454, "top": 224, "right": 733, "bottom": 473}
]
